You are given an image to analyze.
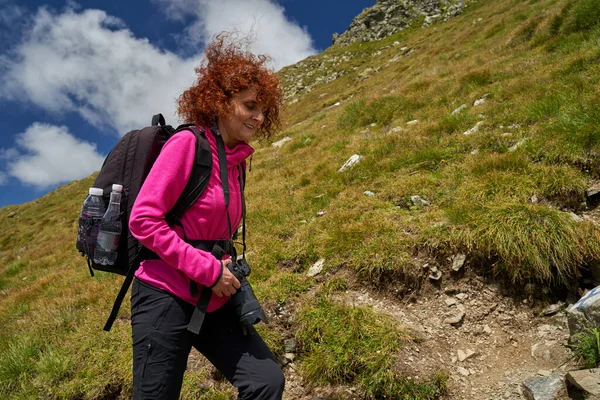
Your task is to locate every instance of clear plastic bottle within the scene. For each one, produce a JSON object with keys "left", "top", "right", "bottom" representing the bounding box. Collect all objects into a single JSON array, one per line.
[
  {"left": 94, "top": 184, "right": 123, "bottom": 265},
  {"left": 76, "top": 187, "right": 106, "bottom": 256}
]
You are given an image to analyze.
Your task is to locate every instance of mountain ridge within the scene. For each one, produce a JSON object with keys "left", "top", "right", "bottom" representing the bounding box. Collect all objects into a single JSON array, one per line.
[{"left": 332, "top": 0, "right": 471, "bottom": 46}]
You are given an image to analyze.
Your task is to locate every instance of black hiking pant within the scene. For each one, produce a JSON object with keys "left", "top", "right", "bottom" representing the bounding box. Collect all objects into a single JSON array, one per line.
[{"left": 131, "top": 278, "right": 284, "bottom": 399}]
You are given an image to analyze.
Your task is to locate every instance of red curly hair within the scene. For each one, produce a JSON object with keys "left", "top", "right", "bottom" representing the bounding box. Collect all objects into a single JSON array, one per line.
[{"left": 177, "top": 33, "right": 283, "bottom": 139}]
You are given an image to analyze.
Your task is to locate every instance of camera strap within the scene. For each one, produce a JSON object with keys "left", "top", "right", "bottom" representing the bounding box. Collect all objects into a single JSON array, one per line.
[{"left": 187, "top": 129, "right": 247, "bottom": 335}]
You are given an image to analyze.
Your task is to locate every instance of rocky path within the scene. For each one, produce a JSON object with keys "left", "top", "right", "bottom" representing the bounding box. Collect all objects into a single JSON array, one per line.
[{"left": 282, "top": 272, "right": 578, "bottom": 399}]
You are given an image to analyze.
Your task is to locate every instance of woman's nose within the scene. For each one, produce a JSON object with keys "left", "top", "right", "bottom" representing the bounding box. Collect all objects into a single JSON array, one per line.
[{"left": 253, "top": 110, "right": 264, "bottom": 125}]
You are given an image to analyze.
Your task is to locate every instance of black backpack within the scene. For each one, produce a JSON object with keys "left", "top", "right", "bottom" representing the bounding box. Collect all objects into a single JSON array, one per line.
[{"left": 78, "top": 114, "right": 216, "bottom": 331}]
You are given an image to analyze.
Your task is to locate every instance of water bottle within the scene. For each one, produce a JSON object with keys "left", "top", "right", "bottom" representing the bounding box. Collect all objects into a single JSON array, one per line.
[
  {"left": 76, "top": 187, "right": 105, "bottom": 256},
  {"left": 94, "top": 184, "right": 123, "bottom": 265}
]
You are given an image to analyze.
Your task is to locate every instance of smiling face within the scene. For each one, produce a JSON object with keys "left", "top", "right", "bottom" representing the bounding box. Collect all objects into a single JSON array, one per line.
[{"left": 217, "top": 85, "right": 265, "bottom": 148}]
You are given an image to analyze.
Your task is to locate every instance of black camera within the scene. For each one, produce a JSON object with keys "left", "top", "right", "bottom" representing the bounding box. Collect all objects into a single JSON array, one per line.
[{"left": 227, "top": 258, "right": 268, "bottom": 327}]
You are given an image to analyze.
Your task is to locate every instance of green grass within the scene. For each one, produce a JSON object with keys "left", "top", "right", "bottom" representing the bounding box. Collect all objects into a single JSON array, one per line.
[
  {"left": 568, "top": 316, "right": 600, "bottom": 369},
  {"left": 296, "top": 297, "right": 447, "bottom": 399},
  {"left": 442, "top": 202, "right": 599, "bottom": 284},
  {"left": 571, "top": 0, "right": 600, "bottom": 31}
]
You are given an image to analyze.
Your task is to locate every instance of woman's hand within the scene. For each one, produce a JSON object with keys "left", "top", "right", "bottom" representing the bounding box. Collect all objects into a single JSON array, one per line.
[{"left": 211, "top": 259, "right": 241, "bottom": 297}]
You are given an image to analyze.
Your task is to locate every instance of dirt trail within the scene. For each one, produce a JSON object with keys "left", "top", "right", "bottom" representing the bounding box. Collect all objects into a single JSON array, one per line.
[{"left": 282, "top": 271, "right": 577, "bottom": 400}]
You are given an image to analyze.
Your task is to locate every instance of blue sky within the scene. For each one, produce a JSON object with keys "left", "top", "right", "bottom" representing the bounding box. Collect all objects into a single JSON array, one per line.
[{"left": 0, "top": 0, "right": 374, "bottom": 208}]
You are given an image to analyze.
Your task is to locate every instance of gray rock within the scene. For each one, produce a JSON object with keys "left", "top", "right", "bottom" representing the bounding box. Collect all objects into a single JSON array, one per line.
[
  {"left": 566, "top": 369, "right": 600, "bottom": 395},
  {"left": 338, "top": 154, "right": 363, "bottom": 172},
  {"left": 272, "top": 136, "right": 292, "bottom": 148},
  {"left": 522, "top": 374, "right": 567, "bottom": 400},
  {"left": 463, "top": 121, "right": 484, "bottom": 135},
  {"left": 455, "top": 293, "right": 468, "bottom": 301},
  {"left": 586, "top": 183, "right": 600, "bottom": 198},
  {"left": 451, "top": 104, "right": 467, "bottom": 115},
  {"left": 457, "top": 349, "right": 476, "bottom": 362},
  {"left": 332, "top": 0, "right": 469, "bottom": 46},
  {"left": 445, "top": 298, "right": 457, "bottom": 306},
  {"left": 473, "top": 93, "right": 490, "bottom": 106},
  {"left": 307, "top": 259, "right": 325, "bottom": 277},
  {"left": 444, "top": 310, "right": 465, "bottom": 325},
  {"left": 508, "top": 137, "right": 530, "bottom": 152},
  {"left": 452, "top": 254, "right": 466, "bottom": 272},
  {"left": 429, "top": 266, "right": 442, "bottom": 281},
  {"left": 410, "top": 195, "right": 430, "bottom": 207},
  {"left": 569, "top": 212, "right": 583, "bottom": 222},
  {"left": 542, "top": 303, "right": 564, "bottom": 316},
  {"left": 568, "top": 286, "right": 600, "bottom": 339},
  {"left": 278, "top": 354, "right": 290, "bottom": 366},
  {"left": 284, "top": 338, "right": 297, "bottom": 353}
]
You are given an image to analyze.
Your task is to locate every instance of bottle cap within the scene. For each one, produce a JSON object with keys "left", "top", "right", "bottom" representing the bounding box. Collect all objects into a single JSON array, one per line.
[
  {"left": 112, "top": 184, "right": 124, "bottom": 192},
  {"left": 89, "top": 187, "right": 104, "bottom": 196}
]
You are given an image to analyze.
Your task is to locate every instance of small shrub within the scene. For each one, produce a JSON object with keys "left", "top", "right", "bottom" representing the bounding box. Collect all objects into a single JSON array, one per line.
[
  {"left": 526, "top": 92, "right": 564, "bottom": 122},
  {"left": 338, "top": 99, "right": 369, "bottom": 131},
  {"left": 322, "top": 277, "right": 348, "bottom": 295},
  {"left": 0, "top": 336, "right": 42, "bottom": 395},
  {"left": 4, "top": 260, "right": 27, "bottom": 277},
  {"left": 449, "top": 203, "right": 600, "bottom": 284},
  {"left": 34, "top": 346, "right": 76, "bottom": 388},
  {"left": 337, "top": 96, "right": 416, "bottom": 131},
  {"left": 569, "top": 323, "right": 600, "bottom": 368},
  {"left": 509, "top": 16, "right": 543, "bottom": 46},
  {"left": 549, "top": 13, "right": 565, "bottom": 36},
  {"left": 484, "top": 20, "right": 506, "bottom": 39},
  {"left": 460, "top": 69, "right": 493, "bottom": 87},
  {"left": 469, "top": 152, "right": 530, "bottom": 176},
  {"left": 553, "top": 98, "right": 600, "bottom": 153},
  {"left": 435, "top": 112, "right": 478, "bottom": 135},
  {"left": 571, "top": 0, "right": 600, "bottom": 31}
]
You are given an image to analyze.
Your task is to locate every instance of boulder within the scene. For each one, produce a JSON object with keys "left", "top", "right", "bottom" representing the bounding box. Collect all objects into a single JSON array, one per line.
[
  {"left": 568, "top": 286, "right": 600, "bottom": 338},
  {"left": 586, "top": 183, "right": 600, "bottom": 199},
  {"left": 522, "top": 374, "right": 567, "bottom": 400},
  {"left": 566, "top": 369, "right": 600, "bottom": 395}
]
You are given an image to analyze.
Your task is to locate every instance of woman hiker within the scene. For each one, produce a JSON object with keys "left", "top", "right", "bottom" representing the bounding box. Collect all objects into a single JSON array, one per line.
[{"left": 128, "top": 33, "right": 285, "bottom": 399}]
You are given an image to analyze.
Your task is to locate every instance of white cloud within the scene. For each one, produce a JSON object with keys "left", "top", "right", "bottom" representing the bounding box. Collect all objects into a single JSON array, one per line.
[
  {"left": 157, "top": 0, "right": 317, "bottom": 69},
  {"left": 0, "top": 1, "right": 316, "bottom": 135},
  {"left": 3, "top": 123, "right": 105, "bottom": 188},
  {"left": 1, "top": 7, "right": 197, "bottom": 133}
]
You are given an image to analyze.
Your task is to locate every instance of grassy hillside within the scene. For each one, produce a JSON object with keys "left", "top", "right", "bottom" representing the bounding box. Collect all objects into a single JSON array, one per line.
[{"left": 2, "top": 0, "right": 600, "bottom": 398}]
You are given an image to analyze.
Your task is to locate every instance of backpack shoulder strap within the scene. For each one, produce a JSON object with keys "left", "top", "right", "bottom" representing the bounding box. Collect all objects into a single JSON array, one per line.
[{"left": 165, "top": 126, "right": 212, "bottom": 227}]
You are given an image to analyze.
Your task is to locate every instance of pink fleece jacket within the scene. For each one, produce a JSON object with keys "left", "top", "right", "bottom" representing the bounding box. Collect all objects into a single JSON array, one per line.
[{"left": 129, "top": 127, "right": 254, "bottom": 312}]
